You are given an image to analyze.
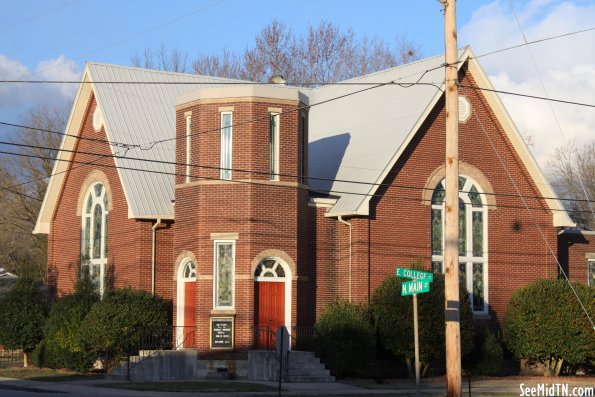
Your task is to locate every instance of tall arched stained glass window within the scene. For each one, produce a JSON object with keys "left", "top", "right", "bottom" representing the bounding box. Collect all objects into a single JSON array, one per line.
[
  {"left": 82, "top": 182, "right": 108, "bottom": 295},
  {"left": 431, "top": 176, "right": 487, "bottom": 313}
]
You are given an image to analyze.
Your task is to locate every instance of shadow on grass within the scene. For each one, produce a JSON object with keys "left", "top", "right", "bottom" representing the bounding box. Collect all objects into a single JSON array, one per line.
[{"left": 0, "top": 367, "right": 104, "bottom": 382}]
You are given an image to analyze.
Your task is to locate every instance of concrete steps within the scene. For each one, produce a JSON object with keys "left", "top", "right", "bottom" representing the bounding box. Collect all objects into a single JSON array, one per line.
[
  {"left": 107, "top": 349, "right": 197, "bottom": 381},
  {"left": 286, "top": 351, "right": 335, "bottom": 383}
]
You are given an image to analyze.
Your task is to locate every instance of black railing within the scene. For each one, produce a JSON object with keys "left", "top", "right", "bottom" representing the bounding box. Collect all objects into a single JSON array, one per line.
[
  {"left": 251, "top": 325, "right": 315, "bottom": 351},
  {"left": 0, "top": 348, "right": 23, "bottom": 367},
  {"left": 105, "top": 325, "right": 196, "bottom": 378}
]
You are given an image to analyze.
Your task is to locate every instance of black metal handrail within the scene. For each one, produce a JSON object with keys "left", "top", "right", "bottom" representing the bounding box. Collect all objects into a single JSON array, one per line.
[
  {"left": 105, "top": 325, "right": 196, "bottom": 379},
  {"left": 0, "top": 348, "right": 23, "bottom": 367}
]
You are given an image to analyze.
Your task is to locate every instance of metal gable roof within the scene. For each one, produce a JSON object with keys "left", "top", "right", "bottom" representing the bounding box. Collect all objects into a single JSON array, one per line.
[
  {"left": 306, "top": 51, "right": 462, "bottom": 215},
  {"left": 89, "top": 63, "right": 243, "bottom": 218}
]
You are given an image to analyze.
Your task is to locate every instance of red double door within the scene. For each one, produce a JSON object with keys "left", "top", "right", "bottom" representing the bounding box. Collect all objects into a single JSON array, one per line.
[
  {"left": 255, "top": 281, "right": 285, "bottom": 349},
  {"left": 183, "top": 282, "right": 196, "bottom": 348}
]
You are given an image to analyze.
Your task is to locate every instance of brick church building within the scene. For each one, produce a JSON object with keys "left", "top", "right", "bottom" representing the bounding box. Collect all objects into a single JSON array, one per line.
[{"left": 34, "top": 47, "right": 592, "bottom": 372}]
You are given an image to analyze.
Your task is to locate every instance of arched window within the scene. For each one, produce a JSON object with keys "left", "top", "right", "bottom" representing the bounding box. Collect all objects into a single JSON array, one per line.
[
  {"left": 431, "top": 176, "right": 487, "bottom": 313},
  {"left": 182, "top": 260, "right": 197, "bottom": 281},
  {"left": 82, "top": 182, "right": 108, "bottom": 295},
  {"left": 255, "top": 259, "right": 286, "bottom": 278}
]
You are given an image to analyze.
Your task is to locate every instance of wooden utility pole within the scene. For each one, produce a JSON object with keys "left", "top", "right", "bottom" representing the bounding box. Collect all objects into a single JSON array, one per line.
[{"left": 442, "top": 0, "right": 462, "bottom": 396}]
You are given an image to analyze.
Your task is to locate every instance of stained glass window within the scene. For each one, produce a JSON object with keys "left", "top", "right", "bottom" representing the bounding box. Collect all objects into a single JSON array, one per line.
[
  {"left": 468, "top": 185, "right": 482, "bottom": 207},
  {"left": 431, "top": 176, "right": 487, "bottom": 313},
  {"left": 459, "top": 199, "right": 466, "bottom": 256},
  {"left": 472, "top": 212, "right": 483, "bottom": 257},
  {"left": 255, "top": 259, "right": 286, "bottom": 278},
  {"left": 215, "top": 242, "right": 234, "bottom": 307},
  {"left": 81, "top": 182, "right": 108, "bottom": 296},
  {"left": 589, "top": 260, "right": 595, "bottom": 288},
  {"left": 473, "top": 263, "right": 484, "bottom": 311},
  {"left": 269, "top": 113, "right": 279, "bottom": 180},
  {"left": 220, "top": 113, "right": 232, "bottom": 180},
  {"left": 432, "top": 209, "right": 442, "bottom": 255}
]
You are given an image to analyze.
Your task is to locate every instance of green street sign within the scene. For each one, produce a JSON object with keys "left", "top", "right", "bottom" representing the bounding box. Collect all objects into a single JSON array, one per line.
[
  {"left": 395, "top": 267, "right": 434, "bottom": 282},
  {"left": 401, "top": 279, "right": 431, "bottom": 296}
]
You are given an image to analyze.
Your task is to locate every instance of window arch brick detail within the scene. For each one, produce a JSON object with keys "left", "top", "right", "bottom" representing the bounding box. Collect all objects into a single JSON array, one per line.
[
  {"left": 422, "top": 161, "right": 496, "bottom": 207},
  {"left": 173, "top": 250, "right": 198, "bottom": 281},
  {"left": 250, "top": 249, "right": 296, "bottom": 280},
  {"left": 76, "top": 170, "right": 113, "bottom": 216}
]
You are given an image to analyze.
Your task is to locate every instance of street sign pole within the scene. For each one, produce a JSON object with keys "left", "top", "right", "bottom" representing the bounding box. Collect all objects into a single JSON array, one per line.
[{"left": 413, "top": 292, "right": 420, "bottom": 397}]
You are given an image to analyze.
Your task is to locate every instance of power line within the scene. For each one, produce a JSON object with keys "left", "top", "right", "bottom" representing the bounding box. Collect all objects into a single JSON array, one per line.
[
  {"left": 472, "top": 26, "right": 595, "bottom": 60},
  {"left": 458, "top": 84, "right": 595, "bottom": 109},
  {"left": 0, "top": 121, "right": 138, "bottom": 150},
  {"left": 0, "top": 0, "right": 80, "bottom": 32},
  {"left": 35, "top": 0, "right": 225, "bottom": 75},
  {"left": 506, "top": 0, "right": 595, "bottom": 225},
  {"left": 0, "top": 142, "right": 592, "bottom": 212},
  {"left": 472, "top": 97, "right": 595, "bottom": 331}
]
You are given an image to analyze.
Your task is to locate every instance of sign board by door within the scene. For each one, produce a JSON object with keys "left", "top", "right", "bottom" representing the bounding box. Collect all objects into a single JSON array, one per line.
[{"left": 210, "top": 317, "right": 234, "bottom": 350}]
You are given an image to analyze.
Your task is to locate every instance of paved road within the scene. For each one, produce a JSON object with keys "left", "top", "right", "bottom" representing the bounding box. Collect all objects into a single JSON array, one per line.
[{"left": 0, "top": 376, "right": 593, "bottom": 397}]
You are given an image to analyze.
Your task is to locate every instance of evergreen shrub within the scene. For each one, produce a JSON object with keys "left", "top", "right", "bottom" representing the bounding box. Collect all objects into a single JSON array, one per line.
[{"left": 314, "top": 301, "right": 375, "bottom": 377}]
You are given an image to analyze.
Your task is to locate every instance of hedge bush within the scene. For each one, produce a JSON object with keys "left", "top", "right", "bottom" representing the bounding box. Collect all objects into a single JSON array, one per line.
[
  {"left": 371, "top": 271, "right": 474, "bottom": 375},
  {"left": 33, "top": 270, "right": 99, "bottom": 371},
  {"left": 314, "top": 301, "right": 375, "bottom": 377},
  {"left": 81, "top": 288, "right": 169, "bottom": 359},
  {"left": 465, "top": 328, "right": 503, "bottom": 376},
  {"left": 503, "top": 279, "right": 595, "bottom": 375},
  {"left": 0, "top": 277, "right": 47, "bottom": 367}
]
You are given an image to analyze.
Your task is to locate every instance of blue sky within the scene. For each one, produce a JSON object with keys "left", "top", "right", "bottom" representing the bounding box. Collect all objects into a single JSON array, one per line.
[{"left": 1, "top": 0, "right": 594, "bottom": 166}]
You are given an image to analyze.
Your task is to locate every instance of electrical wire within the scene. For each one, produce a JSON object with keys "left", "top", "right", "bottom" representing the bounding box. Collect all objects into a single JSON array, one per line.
[
  {"left": 507, "top": 0, "right": 595, "bottom": 224},
  {"left": 2, "top": 139, "right": 594, "bottom": 205},
  {"left": 469, "top": 90, "right": 595, "bottom": 331},
  {"left": 0, "top": 121, "right": 138, "bottom": 150},
  {"left": 1, "top": 148, "right": 592, "bottom": 215}
]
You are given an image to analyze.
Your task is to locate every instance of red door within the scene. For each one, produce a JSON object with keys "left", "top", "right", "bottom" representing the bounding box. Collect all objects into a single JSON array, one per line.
[
  {"left": 256, "top": 282, "right": 285, "bottom": 349},
  {"left": 183, "top": 282, "right": 196, "bottom": 348}
]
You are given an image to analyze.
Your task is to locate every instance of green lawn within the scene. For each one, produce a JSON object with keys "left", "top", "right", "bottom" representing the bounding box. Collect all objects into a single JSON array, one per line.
[
  {"left": 97, "top": 381, "right": 277, "bottom": 393},
  {"left": 0, "top": 367, "right": 104, "bottom": 382}
]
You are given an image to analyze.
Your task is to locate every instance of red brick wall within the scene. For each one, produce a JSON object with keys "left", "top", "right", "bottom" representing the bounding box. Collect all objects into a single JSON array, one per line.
[
  {"left": 312, "top": 64, "right": 560, "bottom": 326},
  {"left": 47, "top": 95, "right": 173, "bottom": 305},
  {"left": 173, "top": 97, "right": 308, "bottom": 358},
  {"left": 559, "top": 230, "right": 595, "bottom": 285}
]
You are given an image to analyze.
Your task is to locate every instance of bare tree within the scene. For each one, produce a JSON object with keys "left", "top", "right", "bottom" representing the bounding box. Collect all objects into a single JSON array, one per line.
[
  {"left": 0, "top": 106, "right": 66, "bottom": 280},
  {"left": 131, "top": 20, "right": 422, "bottom": 85},
  {"left": 131, "top": 43, "right": 189, "bottom": 73},
  {"left": 548, "top": 139, "right": 595, "bottom": 230},
  {"left": 192, "top": 48, "right": 244, "bottom": 80}
]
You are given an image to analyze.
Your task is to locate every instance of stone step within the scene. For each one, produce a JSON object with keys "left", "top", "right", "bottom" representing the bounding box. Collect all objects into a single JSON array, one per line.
[
  {"left": 287, "top": 375, "right": 336, "bottom": 383},
  {"left": 288, "top": 368, "right": 331, "bottom": 377}
]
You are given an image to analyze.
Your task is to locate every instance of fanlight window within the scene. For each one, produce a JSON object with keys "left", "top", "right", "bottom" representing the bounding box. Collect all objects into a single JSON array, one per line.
[
  {"left": 431, "top": 176, "right": 487, "bottom": 313},
  {"left": 82, "top": 182, "right": 108, "bottom": 295},
  {"left": 255, "top": 259, "right": 285, "bottom": 278},
  {"left": 182, "top": 260, "right": 196, "bottom": 281}
]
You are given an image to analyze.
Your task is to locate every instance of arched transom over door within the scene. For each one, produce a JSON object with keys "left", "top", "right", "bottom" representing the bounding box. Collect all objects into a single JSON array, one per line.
[
  {"left": 177, "top": 259, "right": 197, "bottom": 349},
  {"left": 254, "top": 258, "right": 291, "bottom": 349}
]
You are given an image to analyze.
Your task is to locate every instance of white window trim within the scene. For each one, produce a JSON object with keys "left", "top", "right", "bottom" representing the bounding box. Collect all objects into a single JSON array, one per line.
[
  {"left": 213, "top": 240, "right": 235, "bottom": 310},
  {"left": 185, "top": 115, "right": 192, "bottom": 183},
  {"left": 220, "top": 112, "right": 233, "bottom": 180},
  {"left": 588, "top": 259, "right": 595, "bottom": 287},
  {"left": 269, "top": 113, "right": 280, "bottom": 181},
  {"left": 176, "top": 258, "right": 197, "bottom": 349},
  {"left": 81, "top": 182, "right": 108, "bottom": 296},
  {"left": 431, "top": 176, "right": 489, "bottom": 314}
]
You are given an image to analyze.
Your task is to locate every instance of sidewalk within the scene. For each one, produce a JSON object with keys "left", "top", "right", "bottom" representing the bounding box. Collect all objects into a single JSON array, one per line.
[{"left": 0, "top": 375, "right": 593, "bottom": 396}]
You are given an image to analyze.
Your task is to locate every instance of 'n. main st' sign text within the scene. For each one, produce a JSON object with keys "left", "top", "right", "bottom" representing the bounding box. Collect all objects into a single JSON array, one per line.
[{"left": 401, "top": 279, "right": 431, "bottom": 296}]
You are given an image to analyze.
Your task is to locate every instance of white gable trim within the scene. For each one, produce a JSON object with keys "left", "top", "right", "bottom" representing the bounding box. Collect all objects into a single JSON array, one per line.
[
  {"left": 34, "top": 67, "right": 94, "bottom": 234},
  {"left": 33, "top": 65, "right": 139, "bottom": 234},
  {"left": 329, "top": 48, "right": 573, "bottom": 227},
  {"left": 464, "top": 49, "right": 573, "bottom": 227}
]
